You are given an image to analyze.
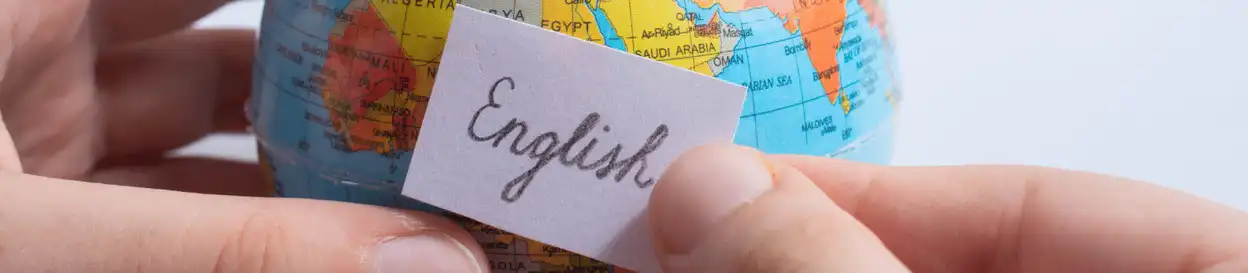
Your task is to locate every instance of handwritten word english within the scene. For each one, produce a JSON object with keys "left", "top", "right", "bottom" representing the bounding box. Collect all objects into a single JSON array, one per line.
[{"left": 467, "top": 77, "right": 669, "bottom": 203}]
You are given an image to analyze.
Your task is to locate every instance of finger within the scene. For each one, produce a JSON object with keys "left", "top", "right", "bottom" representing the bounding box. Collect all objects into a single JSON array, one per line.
[
  {"left": 91, "top": 157, "right": 268, "bottom": 197},
  {"left": 2, "top": 40, "right": 101, "bottom": 179},
  {"left": 93, "top": 0, "right": 233, "bottom": 46},
  {"left": 97, "top": 29, "right": 254, "bottom": 158},
  {"left": 0, "top": 172, "right": 489, "bottom": 273},
  {"left": 648, "top": 144, "right": 911, "bottom": 273},
  {"left": 771, "top": 155, "right": 1248, "bottom": 273}
]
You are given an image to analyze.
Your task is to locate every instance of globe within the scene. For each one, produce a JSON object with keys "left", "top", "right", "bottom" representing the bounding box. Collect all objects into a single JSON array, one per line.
[{"left": 249, "top": 0, "right": 898, "bottom": 271}]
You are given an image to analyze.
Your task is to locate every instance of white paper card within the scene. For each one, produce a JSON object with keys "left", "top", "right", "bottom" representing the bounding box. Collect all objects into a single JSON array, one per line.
[{"left": 403, "top": 6, "right": 746, "bottom": 272}]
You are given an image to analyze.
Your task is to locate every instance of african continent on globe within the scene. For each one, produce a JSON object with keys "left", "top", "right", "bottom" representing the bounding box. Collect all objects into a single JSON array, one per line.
[{"left": 248, "top": 0, "right": 897, "bottom": 271}]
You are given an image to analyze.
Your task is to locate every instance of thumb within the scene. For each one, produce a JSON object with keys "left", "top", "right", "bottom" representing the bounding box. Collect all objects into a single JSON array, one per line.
[
  {"left": 647, "top": 144, "right": 910, "bottom": 273},
  {"left": 0, "top": 172, "right": 488, "bottom": 273}
]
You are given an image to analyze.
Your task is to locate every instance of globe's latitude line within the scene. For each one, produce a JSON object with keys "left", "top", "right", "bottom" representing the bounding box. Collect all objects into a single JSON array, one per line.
[
  {"left": 788, "top": 22, "right": 812, "bottom": 145},
  {"left": 738, "top": 80, "right": 859, "bottom": 119}
]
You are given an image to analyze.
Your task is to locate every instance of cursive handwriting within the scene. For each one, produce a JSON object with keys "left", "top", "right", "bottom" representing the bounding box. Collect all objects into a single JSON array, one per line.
[{"left": 468, "top": 77, "right": 670, "bottom": 203}]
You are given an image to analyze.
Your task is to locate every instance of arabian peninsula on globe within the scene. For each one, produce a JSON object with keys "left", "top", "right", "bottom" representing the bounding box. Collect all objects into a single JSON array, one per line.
[{"left": 248, "top": 0, "right": 898, "bottom": 271}]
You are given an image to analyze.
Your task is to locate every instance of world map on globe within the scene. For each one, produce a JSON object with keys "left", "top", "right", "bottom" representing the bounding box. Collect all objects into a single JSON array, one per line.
[{"left": 248, "top": 0, "right": 898, "bottom": 271}]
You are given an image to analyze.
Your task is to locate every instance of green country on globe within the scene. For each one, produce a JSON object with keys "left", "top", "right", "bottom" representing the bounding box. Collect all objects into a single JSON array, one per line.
[{"left": 248, "top": 0, "right": 898, "bottom": 271}]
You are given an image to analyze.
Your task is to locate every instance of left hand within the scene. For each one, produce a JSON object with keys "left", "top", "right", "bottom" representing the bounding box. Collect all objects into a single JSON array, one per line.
[
  {"left": 1, "top": 2, "right": 492, "bottom": 273},
  {"left": 0, "top": 0, "right": 256, "bottom": 193}
]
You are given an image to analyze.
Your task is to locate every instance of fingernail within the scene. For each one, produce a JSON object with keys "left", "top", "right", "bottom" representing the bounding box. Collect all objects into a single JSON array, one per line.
[
  {"left": 374, "top": 233, "right": 483, "bottom": 273},
  {"left": 651, "top": 144, "right": 776, "bottom": 254}
]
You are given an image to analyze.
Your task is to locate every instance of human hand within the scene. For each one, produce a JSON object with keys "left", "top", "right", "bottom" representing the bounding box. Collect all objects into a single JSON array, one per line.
[
  {"left": 0, "top": 1, "right": 488, "bottom": 272},
  {"left": 646, "top": 144, "right": 1248, "bottom": 273}
]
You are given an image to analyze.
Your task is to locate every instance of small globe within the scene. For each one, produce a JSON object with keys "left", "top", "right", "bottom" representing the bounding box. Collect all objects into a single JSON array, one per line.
[{"left": 249, "top": 0, "right": 898, "bottom": 271}]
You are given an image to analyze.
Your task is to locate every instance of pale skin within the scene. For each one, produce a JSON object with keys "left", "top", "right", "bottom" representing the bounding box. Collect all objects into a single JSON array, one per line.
[{"left": 1, "top": 1, "right": 1245, "bottom": 272}]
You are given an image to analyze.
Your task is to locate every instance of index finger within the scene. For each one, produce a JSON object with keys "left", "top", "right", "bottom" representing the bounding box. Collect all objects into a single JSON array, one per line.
[
  {"left": 93, "top": 0, "right": 234, "bottom": 46},
  {"left": 771, "top": 155, "right": 1248, "bottom": 273}
]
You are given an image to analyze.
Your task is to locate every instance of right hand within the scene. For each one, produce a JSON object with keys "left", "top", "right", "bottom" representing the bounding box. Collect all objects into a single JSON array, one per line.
[{"left": 646, "top": 144, "right": 1248, "bottom": 273}]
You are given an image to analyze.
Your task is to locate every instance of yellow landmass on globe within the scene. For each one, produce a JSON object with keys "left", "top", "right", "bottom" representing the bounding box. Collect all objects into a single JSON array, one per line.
[
  {"left": 371, "top": 0, "right": 453, "bottom": 99},
  {"left": 597, "top": 0, "right": 718, "bottom": 75},
  {"left": 541, "top": 0, "right": 606, "bottom": 42},
  {"left": 371, "top": 0, "right": 455, "bottom": 62},
  {"left": 840, "top": 91, "right": 852, "bottom": 114}
]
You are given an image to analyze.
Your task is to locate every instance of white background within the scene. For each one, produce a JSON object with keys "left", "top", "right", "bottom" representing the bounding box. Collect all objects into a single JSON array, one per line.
[{"left": 186, "top": 0, "right": 1248, "bottom": 209}]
